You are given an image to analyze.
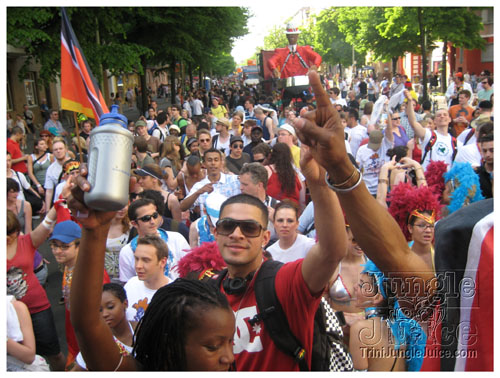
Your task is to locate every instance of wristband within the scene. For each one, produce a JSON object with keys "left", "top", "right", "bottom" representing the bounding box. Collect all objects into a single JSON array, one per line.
[
  {"left": 41, "top": 219, "right": 54, "bottom": 230},
  {"left": 378, "top": 179, "right": 389, "bottom": 185},
  {"left": 36, "top": 184, "right": 42, "bottom": 188}
]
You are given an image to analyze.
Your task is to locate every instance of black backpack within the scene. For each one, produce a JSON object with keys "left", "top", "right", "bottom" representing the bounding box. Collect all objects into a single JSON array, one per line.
[{"left": 212, "top": 260, "right": 353, "bottom": 371}]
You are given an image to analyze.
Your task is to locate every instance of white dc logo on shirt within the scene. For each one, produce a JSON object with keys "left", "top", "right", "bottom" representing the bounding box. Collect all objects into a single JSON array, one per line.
[
  {"left": 435, "top": 142, "right": 450, "bottom": 157},
  {"left": 233, "top": 306, "right": 263, "bottom": 354}
]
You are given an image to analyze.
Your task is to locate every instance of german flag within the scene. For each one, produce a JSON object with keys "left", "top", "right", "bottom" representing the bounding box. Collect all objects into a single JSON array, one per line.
[{"left": 61, "top": 7, "right": 108, "bottom": 124}]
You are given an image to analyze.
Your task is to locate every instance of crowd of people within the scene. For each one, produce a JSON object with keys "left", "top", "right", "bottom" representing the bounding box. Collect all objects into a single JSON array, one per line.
[{"left": 6, "top": 64, "right": 493, "bottom": 371}]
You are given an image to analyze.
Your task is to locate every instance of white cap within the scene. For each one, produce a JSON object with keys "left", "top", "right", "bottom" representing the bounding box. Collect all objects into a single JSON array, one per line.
[
  {"left": 279, "top": 124, "right": 296, "bottom": 137},
  {"left": 205, "top": 192, "right": 228, "bottom": 226}
]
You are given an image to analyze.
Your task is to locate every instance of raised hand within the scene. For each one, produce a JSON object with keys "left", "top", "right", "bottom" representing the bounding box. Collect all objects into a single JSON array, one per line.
[{"left": 293, "top": 70, "right": 353, "bottom": 181}]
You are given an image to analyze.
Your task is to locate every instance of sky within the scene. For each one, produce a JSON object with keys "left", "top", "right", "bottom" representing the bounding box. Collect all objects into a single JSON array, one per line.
[{"left": 231, "top": 5, "right": 297, "bottom": 65}]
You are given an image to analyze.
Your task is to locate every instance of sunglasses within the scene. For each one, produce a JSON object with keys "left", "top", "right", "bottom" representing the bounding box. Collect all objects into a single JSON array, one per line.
[
  {"left": 254, "top": 158, "right": 265, "bottom": 163},
  {"left": 392, "top": 117, "right": 401, "bottom": 121},
  {"left": 49, "top": 241, "right": 75, "bottom": 251},
  {"left": 136, "top": 212, "right": 159, "bottom": 223},
  {"left": 215, "top": 218, "right": 264, "bottom": 238},
  {"left": 232, "top": 143, "right": 243, "bottom": 149}
]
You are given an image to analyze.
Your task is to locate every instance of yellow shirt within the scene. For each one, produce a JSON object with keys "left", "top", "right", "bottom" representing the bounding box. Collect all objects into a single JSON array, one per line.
[{"left": 290, "top": 144, "right": 301, "bottom": 169}]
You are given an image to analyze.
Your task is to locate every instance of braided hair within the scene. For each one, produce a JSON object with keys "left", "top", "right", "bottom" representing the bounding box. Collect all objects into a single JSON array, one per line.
[{"left": 132, "top": 278, "right": 230, "bottom": 371}]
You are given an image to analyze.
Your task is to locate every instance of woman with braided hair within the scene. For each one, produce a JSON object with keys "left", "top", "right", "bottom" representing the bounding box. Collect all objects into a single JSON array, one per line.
[
  {"left": 69, "top": 179, "right": 235, "bottom": 371},
  {"left": 134, "top": 278, "right": 234, "bottom": 370}
]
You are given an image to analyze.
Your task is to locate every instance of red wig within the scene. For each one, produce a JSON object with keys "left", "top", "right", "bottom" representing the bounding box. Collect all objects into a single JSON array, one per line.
[
  {"left": 388, "top": 183, "right": 443, "bottom": 241},
  {"left": 175, "top": 241, "right": 226, "bottom": 278}
]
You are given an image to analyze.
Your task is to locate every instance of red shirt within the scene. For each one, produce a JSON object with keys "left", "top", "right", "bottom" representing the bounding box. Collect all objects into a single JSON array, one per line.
[
  {"left": 223, "top": 260, "right": 320, "bottom": 371},
  {"left": 268, "top": 46, "right": 322, "bottom": 79},
  {"left": 7, "top": 138, "right": 27, "bottom": 173},
  {"left": 7, "top": 234, "right": 51, "bottom": 314},
  {"left": 266, "top": 167, "right": 301, "bottom": 206}
]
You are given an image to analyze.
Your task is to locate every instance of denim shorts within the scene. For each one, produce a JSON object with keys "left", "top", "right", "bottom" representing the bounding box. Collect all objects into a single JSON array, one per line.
[{"left": 30, "top": 307, "right": 61, "bottom": 356}]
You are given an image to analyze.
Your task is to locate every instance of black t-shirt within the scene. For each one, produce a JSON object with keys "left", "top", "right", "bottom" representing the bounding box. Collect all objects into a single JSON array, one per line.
[
  {"left": 359, "top": 81, "right": 367, "bottom": 95},
  {"left": 225, "top": 153, "right": 251, "bottom": 174}
]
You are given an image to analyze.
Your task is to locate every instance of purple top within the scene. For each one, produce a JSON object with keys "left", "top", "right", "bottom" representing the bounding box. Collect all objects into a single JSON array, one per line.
[
  {"left": 391, "top": 125, "right": 409, "bottom": 147},
  {"left": 33, "top": 250, "right": 43, "bottom": 268}
]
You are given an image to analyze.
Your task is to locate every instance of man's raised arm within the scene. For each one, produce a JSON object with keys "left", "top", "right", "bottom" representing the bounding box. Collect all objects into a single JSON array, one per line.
[{"left": 293, "top": 71, "right": 436, "bottom": 315}]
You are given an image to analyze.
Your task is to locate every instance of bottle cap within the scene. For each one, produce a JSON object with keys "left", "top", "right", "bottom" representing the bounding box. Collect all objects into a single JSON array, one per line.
[{"left": 99, "top": 105, "right": 128, "bottom": 128}]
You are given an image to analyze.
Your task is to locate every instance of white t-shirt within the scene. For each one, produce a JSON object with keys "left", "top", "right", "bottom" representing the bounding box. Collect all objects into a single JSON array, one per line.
[
  {"left": 349, "top": 124, "right": 368, "bottom": 158},
  {"left": 44, "top": 160, "right": 64, "bottom": 190},
  {"left": 356, "top": 136, "right": 393, "bottom": 195},
  {"left": 192, "top": 99, "right": 204, "bottom": 116},
  {"left": 455, "top": 143, "right": 481, "bottom": 167},
  {"left": 124, "top": 276, "right": 160, "bottom": 321},
  {"left": 118, "top": 230, "right": 190, "bottom": 283},
  {"left": 456, "top": 128, "right": 476, "bottom": 147},
  {"left": 266, "top": 234, "right": 316, "bottom": 264},
  {"left": 420, "top": 129, "right": 455, "bottom": 170}
]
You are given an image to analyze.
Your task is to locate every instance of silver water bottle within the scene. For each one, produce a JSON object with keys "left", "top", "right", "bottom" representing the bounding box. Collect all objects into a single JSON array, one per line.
[{"left": 84, "top": 105, "right": 133, "bottom": 211}]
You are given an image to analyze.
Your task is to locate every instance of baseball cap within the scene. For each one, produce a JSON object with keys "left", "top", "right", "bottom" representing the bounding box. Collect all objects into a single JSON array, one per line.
[
  {"left": 133, "top": 165, "right": 163, "bottom": 181},
  {"left": 230, "top": 136, "right": 243, "bottom": 146},
  {"left": 455, "top": 72, "right": 463, "bottom": 79},
  {"left": 278, "top": 124, "right": 296, "bottom": 137},
  {"left": 135, "top": 120, "right": 147, "bottom": 128},
  {"left": 49, "top": 221, "right": 81, "bottom": 244},
  {"left": 186, "top": 137, "right": 198, "bottom": 149},
  {"left": 368, "top": 130, "right": 383, "bottom": 151}
]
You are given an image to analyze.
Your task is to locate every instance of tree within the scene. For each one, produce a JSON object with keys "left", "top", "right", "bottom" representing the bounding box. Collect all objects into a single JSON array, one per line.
[{"left": 314, "top": 8, "right": 364, "bottom": 71}]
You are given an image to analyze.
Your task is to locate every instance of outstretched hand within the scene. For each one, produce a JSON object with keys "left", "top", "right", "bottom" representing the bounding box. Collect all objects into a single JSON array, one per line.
[{"left": 293, "top": 70, "right": 353, "bottom": 180}]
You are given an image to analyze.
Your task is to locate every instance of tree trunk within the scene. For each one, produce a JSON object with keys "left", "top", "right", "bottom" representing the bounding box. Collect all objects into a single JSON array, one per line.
[
  {"left": 199, "top": 66, "right": 203, "bottom": 90},
  {"left": 392, "top": 57, "right": 398, "bottom": 75},
  {"left": 417, "top": 8, "right": 428, "bottom": 103},
  {"left": 188, "top": 62, "right": 193, "bottom": 91},
  {"left": 139, "top": 57, "right": 148, "bottom": 115},
  {"left": 441, "top": 40, "right": 448, "bottom": 93},
  {"left": 170, "top": 57, "right": 176, "bottom": 105}
]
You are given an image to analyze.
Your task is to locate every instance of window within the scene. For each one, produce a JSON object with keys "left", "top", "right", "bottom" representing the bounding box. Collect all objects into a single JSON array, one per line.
[
  {"left": 24, "top": 72, "right": 38, "bottom": 106},
  {"left": 481, "top": 8, "right": 493, "bottom": 24},
  {"left": 481, "top": 43, "right": 493, "bottom": 63},
  {"left": 7, "top": 72, "right": 13, "bottom": 111}
]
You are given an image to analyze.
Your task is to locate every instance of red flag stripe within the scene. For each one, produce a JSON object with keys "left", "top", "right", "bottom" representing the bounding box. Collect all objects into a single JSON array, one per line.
[
  {"left": 60, "top": 8, "right": 108, "bottom": 123},
  {"left": 455, "top": 212, "right": 494, "bottom": 371}
]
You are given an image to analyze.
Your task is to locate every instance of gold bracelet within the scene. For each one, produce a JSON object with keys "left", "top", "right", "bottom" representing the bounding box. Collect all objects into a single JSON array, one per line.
[
  {"left": 325, "top": 169, "right": 363, "bottom": 193},
  {"left": 328, "top": 169, "right": 357, "bottom": 187}
]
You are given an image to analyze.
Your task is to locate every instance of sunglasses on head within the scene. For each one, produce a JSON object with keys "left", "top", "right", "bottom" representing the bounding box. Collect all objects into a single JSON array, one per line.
[
  {"left": 136, "top": 212, "right": 159, "bottom": 223},
  {"left": 215, "top": 218, "right": 264, "bottom": 238}
]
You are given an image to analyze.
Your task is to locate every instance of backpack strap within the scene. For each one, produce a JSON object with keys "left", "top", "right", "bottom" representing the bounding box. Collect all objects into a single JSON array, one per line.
[
  {"left": 420, "top": 130, "right": 437, "bottom": 165},
  {"left": 451, "top": 136, "right": 458, "bottom": 161},
  {"left": 463, "top": 128, "right": 475, "bottom": 146},
  {"left": 253, "top": 260, "right": 310, "bottom": 371}
]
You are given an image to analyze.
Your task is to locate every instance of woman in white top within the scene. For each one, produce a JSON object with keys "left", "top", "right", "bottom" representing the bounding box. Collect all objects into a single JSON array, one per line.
[
  {"left": 266, "top": 201, "right": 315, "bottom": 263},
  {"left": 212, "top": 118, "right": 232, "bottom": 156},
  {"left": 27, "top": 138, "right": 54, "bottom": 197},
  {"left": 106, "top": 205, "right": 131, "bottom": 284}
]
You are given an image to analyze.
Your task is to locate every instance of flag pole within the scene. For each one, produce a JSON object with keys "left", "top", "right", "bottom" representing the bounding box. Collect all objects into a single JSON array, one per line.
[{"left": 72, "top": 112, "right": 84, "bottom": 165}]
